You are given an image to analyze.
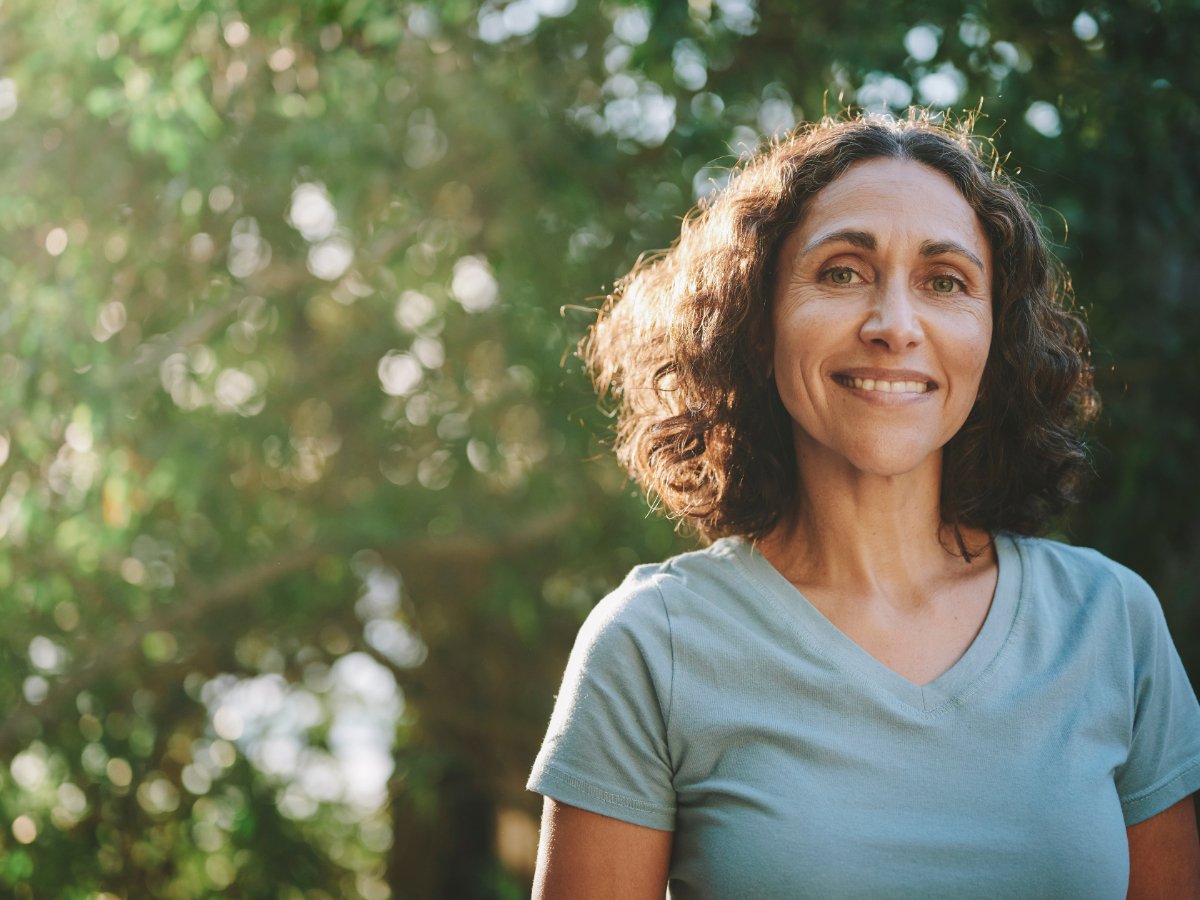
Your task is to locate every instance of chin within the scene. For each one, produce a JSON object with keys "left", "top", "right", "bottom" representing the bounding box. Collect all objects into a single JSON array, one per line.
[
  {"left": 825, "top": 439, "right": 944, "bottom": 479},
  {"left": 849, "top": 455, "right": 936, "bottom": 479}
]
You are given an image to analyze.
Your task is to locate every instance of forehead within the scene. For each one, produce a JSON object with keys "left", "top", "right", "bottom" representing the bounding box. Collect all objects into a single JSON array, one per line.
[{"left": 792, "top": 157, "right": 991, "bottom": 263}]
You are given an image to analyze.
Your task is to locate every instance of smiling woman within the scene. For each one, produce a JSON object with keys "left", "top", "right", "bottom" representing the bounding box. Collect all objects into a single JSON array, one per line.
[
  {"left": 770, "top": 158, "right": 993, "bottom": 487},
  {"left": 527, "top": 115, "right": 1200, "bottom": 898}
]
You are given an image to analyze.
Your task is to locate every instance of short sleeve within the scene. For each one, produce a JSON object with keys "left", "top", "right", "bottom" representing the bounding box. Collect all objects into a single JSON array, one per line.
[
  {"left": 527, "top": 569, "right": 677, "bottom": 831},
  {"left": 1114, "top": 572, "right": 1200, "bottom": 826}
]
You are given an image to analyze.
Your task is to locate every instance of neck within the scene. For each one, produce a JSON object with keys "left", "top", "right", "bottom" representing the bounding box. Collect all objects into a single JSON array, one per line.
[{"left": 759, "top": 441, "right": 987, "bottom": 603}]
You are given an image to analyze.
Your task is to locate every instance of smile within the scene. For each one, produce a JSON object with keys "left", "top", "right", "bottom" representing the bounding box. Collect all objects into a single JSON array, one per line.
[{"left": 833, "top": 374, "right": 934, "bottom": 394}]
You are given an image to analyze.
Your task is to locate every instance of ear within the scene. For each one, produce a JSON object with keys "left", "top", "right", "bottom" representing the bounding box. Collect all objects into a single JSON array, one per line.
[
  {"left": 752, "top": 311, "right": 776, "bottom": 384},
  {"left": 756, "top": 346, "right": 774, "bottom": 385}
]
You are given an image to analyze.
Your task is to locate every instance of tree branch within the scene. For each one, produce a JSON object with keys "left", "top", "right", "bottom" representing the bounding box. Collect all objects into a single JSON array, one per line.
[{"left": 0, "top": 507, "right": 576, "bottom": 756}]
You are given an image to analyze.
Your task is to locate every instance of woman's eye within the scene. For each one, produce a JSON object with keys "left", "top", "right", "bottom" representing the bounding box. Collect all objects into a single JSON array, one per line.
[
  {"left": 827, "top": 267, "right": 857, "bottom": 285},
  {"left": 929, "top": 275, "right": 961, "bottom": 293}
]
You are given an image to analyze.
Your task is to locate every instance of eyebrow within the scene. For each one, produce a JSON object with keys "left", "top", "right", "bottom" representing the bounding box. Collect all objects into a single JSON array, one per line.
[
  {"left": 800, "top": 229, "right": 876, "bottom": 256},
  {"left": 799, "top": 230, "right": 987, "bottom": 276},
  {"left": 919, "top": 240, "right": 987, "bottom": 276}
]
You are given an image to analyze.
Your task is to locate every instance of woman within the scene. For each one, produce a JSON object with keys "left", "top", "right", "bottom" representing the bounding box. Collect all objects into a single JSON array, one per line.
[{"left": 527, "top": 116, "right": 1200, "bottom": 897}]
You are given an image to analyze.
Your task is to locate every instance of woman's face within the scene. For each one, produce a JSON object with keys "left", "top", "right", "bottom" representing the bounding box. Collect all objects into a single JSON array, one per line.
[{"left": 771, "top": 157, "right": 993, "bottom": 480}]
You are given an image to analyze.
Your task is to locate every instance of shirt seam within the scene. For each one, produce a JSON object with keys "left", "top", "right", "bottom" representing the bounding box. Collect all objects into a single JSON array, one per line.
[
  {"left": 536, "top": 761, "right": 677, "bottom": 815},
  {"left": 1117, "top": 561, "right": 1158, "bottom": 752},
  {"left": 935, "top": 531, "right": 1029, "bottom": 715},
  {"left": 1120, "top": 752, "right": 1200, "bottom": 807},
  {"left": 652, "top": 578, "right": 676, "bottom": 737}
]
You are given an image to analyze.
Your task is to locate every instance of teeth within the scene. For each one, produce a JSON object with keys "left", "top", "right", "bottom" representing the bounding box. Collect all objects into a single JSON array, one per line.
[{"left": 844, "top": 376, "right": 929, "bottom": 394}]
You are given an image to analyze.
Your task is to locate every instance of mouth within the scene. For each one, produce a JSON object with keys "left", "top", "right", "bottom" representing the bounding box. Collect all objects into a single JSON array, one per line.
[{"left": 832, "top": 373, "right": 936, "bottom": 395}]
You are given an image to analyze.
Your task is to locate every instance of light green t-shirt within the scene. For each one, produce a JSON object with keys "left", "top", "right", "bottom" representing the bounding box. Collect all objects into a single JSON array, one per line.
[{"left": 528, "top": 533, "right": 1200, "bottom": 898}]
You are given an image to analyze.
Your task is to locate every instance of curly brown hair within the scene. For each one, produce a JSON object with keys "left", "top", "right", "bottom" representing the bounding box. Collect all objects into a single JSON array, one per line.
[{"left": 582, "top": 114, "right": 1099, "bottom": 556}]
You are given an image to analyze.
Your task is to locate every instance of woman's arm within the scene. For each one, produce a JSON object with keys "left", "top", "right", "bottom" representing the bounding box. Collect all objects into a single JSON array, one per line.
[
  {"left": 532, "top": 797, "right": 673, "bottom": 900},
  {"left": 1126, "top": 793, "right": 1200, "bottom": 899}
]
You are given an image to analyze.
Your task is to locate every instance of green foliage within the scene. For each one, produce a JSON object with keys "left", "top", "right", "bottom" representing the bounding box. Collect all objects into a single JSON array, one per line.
[{"left": 0, "top": 0, "right": 1196, "bottom": 894}]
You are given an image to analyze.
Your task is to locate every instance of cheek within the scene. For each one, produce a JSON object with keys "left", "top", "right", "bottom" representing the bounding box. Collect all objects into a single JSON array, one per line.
[
  {"left": 970, "top": 320, "right": 993, "bottom": 379},
  {"left": 949, "top": 307, "right": 992, "bottom": 366},
  {"left": 772, "top": 302, "right": 836, "bottom": 361},
  {"left": 949, "top": 319, "right": 992, "bottom": 404},
  {"left": 771, "top": 312, "right": 835, "bottom": 424},
  {"left": 772, "top": 314, "right": 822, "bottom": 396}
]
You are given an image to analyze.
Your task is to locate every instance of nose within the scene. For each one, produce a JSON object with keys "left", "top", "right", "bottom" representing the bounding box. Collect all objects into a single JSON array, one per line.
[{"left": 859, "top": 279, "right": 923, "bottom": 351}]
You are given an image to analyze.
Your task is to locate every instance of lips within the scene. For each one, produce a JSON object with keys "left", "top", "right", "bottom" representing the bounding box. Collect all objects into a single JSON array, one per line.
[{"left": 832, "top": 369, "right": 937, "bottom": 394}]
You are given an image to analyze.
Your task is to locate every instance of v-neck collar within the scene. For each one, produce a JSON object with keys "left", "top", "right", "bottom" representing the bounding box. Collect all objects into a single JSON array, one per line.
[{"left": 724, "top": 532, "right": 1024, "bottom": 714}]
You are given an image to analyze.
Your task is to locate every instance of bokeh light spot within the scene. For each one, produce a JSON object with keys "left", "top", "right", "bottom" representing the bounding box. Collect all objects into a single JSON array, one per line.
[
  {"left": 212, "top": 707, "right": 244, "bottom": 741},
  {"left": 0, "top": 78, "right": 18, "bottom": 121},
  {"left": 904, "top": 24, "right": 940, "bottom": 62},
  {"left": 1025, "top": 100, "right": 1063, "bottom": 137},
  {"left": 45, "top": 227, "right": 68, "bottom": 256},
  {"left": 306, "top": 237, "right": 353, "bottom": 281},
  {"left": 917, "top": 64, "right": 966, "bottom": 107},
  {"left": 1072, "top": 11, "right": 1099, "bottom": 41},
  {"left": 287, "top": 183, "right": 337, "bottom": 242},
  {"left": 378, "top": 351, "right": 423, "bottom": 397},
  {"left": 450, "top": 255, "right": 498, "bottom": 312},
  {"left": 12, "top": 815, "right": 37, "bottom": 844},
  {"left": 106, "top": 758, "right": 133, "bottom": 788},
  {"left": 223, "top": 21, "right": 250, "bottom": 48}
]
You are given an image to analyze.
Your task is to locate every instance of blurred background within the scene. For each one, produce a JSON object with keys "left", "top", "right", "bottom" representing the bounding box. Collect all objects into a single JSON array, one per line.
[{"left": 0, "top": 0, "right": 1196, "bottom": 896}]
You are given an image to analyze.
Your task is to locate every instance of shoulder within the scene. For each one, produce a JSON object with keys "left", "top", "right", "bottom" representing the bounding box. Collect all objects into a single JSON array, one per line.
[
  {"left": 1007, "top": 532, "right": 1162, "bottom": 627},
  {"left": 573, "top": 538, "right": 748, "bottom": 656},
  {"left": 585, "top": 538, "right": 746, "bottom": 624}
]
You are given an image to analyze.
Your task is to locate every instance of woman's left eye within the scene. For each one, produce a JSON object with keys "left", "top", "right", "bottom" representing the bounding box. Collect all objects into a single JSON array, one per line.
[
  {"left": 928, "top": 275, "right": 962, "bottom": 293},
  {"left": 822, "top": 266, "right": 860, "bottom": 285}
]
